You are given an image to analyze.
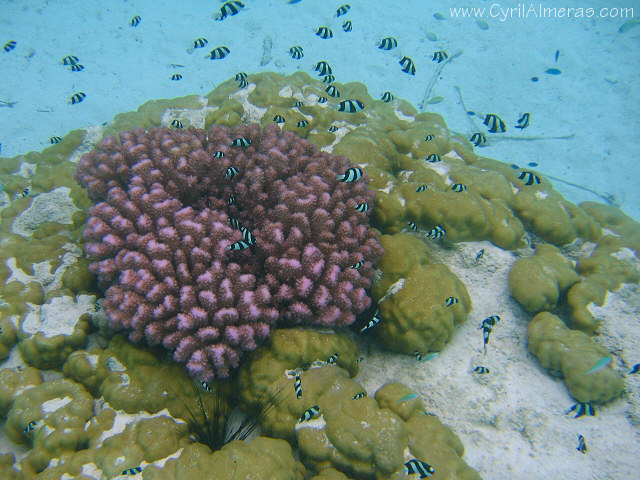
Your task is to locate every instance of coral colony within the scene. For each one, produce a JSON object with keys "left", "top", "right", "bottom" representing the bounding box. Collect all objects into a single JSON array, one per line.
[{"left": 74, "top": 123, "right": 383, "bottom": 381}]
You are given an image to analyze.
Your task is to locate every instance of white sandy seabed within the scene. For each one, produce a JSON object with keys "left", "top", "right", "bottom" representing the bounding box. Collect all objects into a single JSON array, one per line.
[{"left": 1, "top": 1, "right": 640, "bottom": 479}]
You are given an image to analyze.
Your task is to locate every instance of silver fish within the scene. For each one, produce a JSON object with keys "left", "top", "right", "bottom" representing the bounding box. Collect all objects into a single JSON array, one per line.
[{"left": 378, "top": 278, "right": 405, "bottom": 303}]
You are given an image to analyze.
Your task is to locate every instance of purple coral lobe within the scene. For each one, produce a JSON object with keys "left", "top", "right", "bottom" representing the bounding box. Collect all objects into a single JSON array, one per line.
[{"left": 75, "top": 123, "right": 383, "bottom": 381}]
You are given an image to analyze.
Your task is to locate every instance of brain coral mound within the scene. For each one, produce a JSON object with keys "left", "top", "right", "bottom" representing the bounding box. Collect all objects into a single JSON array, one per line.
[{"left": 73, "top": 123, "right": 383, "bottom": 381}]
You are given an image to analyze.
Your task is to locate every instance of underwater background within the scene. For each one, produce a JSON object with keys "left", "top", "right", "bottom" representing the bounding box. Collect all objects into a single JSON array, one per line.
[{"left": 1, "top": 1, "right": 639, "bottom": 479}]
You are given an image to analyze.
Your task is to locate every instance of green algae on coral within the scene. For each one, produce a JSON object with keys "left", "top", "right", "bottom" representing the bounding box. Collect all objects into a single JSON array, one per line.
[
  {"left": 17, "top": 297, "right": 92, "bottom": 369},
  {"left": 527, "top": 312, "right": 624, "bottom": 404},
  {"left": 63, "top": 334, "right": 229, "bottom": 419},
  {"left": 509, "top": 244, "right": 581, "bottom": 313},
  {"left": 371, "top": 233, "right": 471, "bottom": 354}
]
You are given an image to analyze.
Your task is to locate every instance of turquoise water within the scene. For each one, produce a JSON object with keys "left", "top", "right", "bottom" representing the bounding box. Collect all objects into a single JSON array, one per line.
[{"left": 1, "top": 0, "right": 639, "bottom": 217}]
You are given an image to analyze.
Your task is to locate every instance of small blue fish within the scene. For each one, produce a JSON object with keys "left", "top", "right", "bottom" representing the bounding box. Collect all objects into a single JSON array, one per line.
[
  {"left": 70, "top": 92, "right": 86, "bottom": 104},
  {"left": 545, "top": 68, "right": 561, "bottom": 75},
  {"left": 299, "top": 405, "right": 320, "bottom": 422},
  {"left": 294, "top": 375, "right": 302, "bottom": 398},
  {"left": 289, "top": 45, "right": 303, "bottom": 59},
  {"left": 518, "top": 171, "right": 541, "bottom": 186},
  {"left": 205, "top": 45, "right": 231, "bottom": 60},
  {"left": 224, "top": 166, "right": 240, "bottom": 178},
  {"left": 336, "top": 99, "right": 364, "bottom": 113},
  {"left": 398, "top": 393, "right": 418, "bottom": 402},
  {"left": 240, "top": 226, "right": 256, "bottom": 245},
  {"left": 444, "top": 296, "right": 458, "bottom": 307},
  {"left": 24, "top": 420, "right": 38, "bottom": 434},
  {"left": 474, "top": 366, "right": 490, "bottom": 374},
  {"left": 359, "top": 310, "right": 381, "bottom": 332},
  {"left": 484, "top": 114, "right": 506, "bottom": 133},
  {"left": 336, "top": 4, "right": 350, "bottom": 16},
  {"left": 432, "top": 50, "right": 448, "bottom": 63},
  {"left": 230, "top": 137, "right": 250, "bottom": 147},
  {"left": 415, "top": 351, "right": 437, "bottom": 362},
  {"left": 378, "top": 37, "right": 398, "bottom": 50},
  {"left": 585, "top": 356, "right": 612, "bottom": 375},
  {"left": 226, "top": 240, "right": 252, "bottom": 250},
  {"left": 399, "top": 56, "right": 416, "bottom": 75},
  {"left": 337, "top": 167, "right": 362, "bottom": 182},
  {"left": 577, "top": 434, "right": 587, "bottom": 453},
  {"left": 480, "top": 316, "right": 500, "bottom": 354},
  {"left": 404, "top": 459, "right": 435, "bottom": 478},
  {"left": 18, "top": 186, "right": 31, "bottom": 199},
  {"left": 470, "top": 132, "right": 487, "bottom": 147},
  {"left": 516, "top": 112, "right": 530, "bottom": 130},
  {"left": 193, "top": 38, "right": 208, "bottom": 49},
  {"left": 630, "top": 363, "right": 640, "bottom": 374},
  {"left": 425, "top": 226, "right": 446, "bottom": 239},
  {"left": 566, "top": 402, "right": 595, "bottom": 418},
  {"left": 216, "top": 1, "right": 245, "bottom": 20},
  {"left": 314, "top": 61, "right": 332, "bottom": 76},
  {"left": 316, "top": 27, "right": 333, "bottom": 39},
  {"left": 481, "top": 316, "right": 500, "bottom": 329},
  {"left": 62, "top": 55, "right": 79, "bottom": 65},
  {"left": 121, "top": 467, "right": 143, "bottom": 475},
  {"left": 474, "top": 249, "right": 485, "bottom": 264}
]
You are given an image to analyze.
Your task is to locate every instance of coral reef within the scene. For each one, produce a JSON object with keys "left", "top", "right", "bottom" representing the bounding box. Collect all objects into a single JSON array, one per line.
[
  {"left": 371, "top": 233, "right": 472, "bottom": 354},
  {"left": 63, "top": 334, "right": 230, "bottom": 418},
  {"left": 237, "top": 327, "right": 361, "bottom": 441},
  {"left": 237, "top": 328, "right": 481, "bottom": 479},
  {"left": 527, "top": 312, "right": 624, "bottom": 403},
  {"left": 508, "top": 244, "right": 580, "bottom": 313},
  {"left": 17, "top": 297, "right": 92, "bottom": 369},
  {"left": 1, "top": 70, "right": 639, "bottom": 479},
  {"left": 74, "top": 123, "right": 383, "bottom": 380}
]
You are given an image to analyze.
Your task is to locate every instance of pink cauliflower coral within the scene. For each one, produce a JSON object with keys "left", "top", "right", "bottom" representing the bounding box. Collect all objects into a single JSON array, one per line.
[{"left": 75, "top": 123, "right": 383, "bottom": 380}]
